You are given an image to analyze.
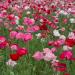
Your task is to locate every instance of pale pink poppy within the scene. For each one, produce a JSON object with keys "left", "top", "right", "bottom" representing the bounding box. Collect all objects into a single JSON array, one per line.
[
  {"left": 10, "top": 31, "right": 17, "bottom": 39},
  {"left": 32, "top": 51, "right": 44, "bottom": 61}
]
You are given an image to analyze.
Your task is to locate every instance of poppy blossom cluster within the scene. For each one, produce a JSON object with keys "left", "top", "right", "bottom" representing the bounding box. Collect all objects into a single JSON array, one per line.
[
  {"left": 0, "top": 0, "right": 75, "bottom": 75},
  {"left": 10, "top": 47, "right": 28, "bottom": 61}
]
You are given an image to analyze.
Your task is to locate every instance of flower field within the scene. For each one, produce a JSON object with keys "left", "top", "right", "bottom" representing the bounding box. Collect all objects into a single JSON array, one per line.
[{"left": 0, "top": 0, "right": 75, "bottom": 75}]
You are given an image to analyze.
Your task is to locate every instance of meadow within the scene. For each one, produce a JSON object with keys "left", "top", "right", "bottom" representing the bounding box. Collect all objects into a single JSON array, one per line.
[{"left": 0, "top": 0, "right": 75, "bottom": 75}]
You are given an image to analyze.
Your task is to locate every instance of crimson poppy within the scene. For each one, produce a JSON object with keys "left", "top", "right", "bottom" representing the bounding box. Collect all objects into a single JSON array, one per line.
[
  {"left": 10, "top": 54, "right": 20, "bottom": 61},
  {"left": 65, "top": 38, "right": 75, "bottom": 47}
]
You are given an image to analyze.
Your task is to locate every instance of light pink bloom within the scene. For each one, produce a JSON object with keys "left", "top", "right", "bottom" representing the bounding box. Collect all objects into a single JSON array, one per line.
[
  {"left": 61, "top": 28, "right": 65, "bottom": 32},
  {"left": 32, "top": 51, "right": 44, "bottom": 61},
  {"left": 0, "top": 19, "right": 3, "bottom": 23},
  {"left": 16, "top": 32, "right": 24, "bottom": 40},
  {"left": 51, "top": 47, "right": 57, "bottom": 53},
  {"left": 16, "top": 25, "right": 24, "bottom": 31},
  {"left": 53, "top": 39, "right": 65, "bottom": 47},
  {"left": 68, "top": 7, "right": 75, "bottom": 15},
  {"left": 10, "top": 44, "right": 19, "bottom": 51},
  {"left": 32, "top": 25, "right": 40, "bottom": 32},
  {"left": 0, "top": 14, "right": 3, "bottom": 18},
  {"left": 6, "top": 59, "right": 17, "bottom": 67},
  {"left": 23, "top": 33, "right": 33, "bottom": 41},
  {"left": 43, "top": 48, "right": 51, "bottom": 53},
  {"left": 68, "top": 32, "right": 75, "bottom": 39},
  {"left": 27, "top": 25, "right": 39, "bottom": 32},
  {"left": 26, "top": 26, "right": 33, "bottom": 32},
  {"left": 10, "top": 31, "right": 17, "bottom": 39},
  {"left": 44, "top": 51, "right": 56, "bottom": 61}
]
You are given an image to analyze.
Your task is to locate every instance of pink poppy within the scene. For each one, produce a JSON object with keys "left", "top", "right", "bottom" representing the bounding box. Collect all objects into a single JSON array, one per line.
[
  {"left": 32, "top": 51, "right": 44, "bottom": 61},
  {"left": 23, "top": 17, "right": 35, "bottom": 26},
  {"left": 10, "top": 31, "right": 17, "bottom": 39}
]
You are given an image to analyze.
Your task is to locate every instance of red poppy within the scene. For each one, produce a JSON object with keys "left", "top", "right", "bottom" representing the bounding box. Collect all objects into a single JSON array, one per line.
[
  {"left": 64, "top": 73, "right": 70, "bottom": 75},
  {"left": 40, "top": 23, "right": 47, "bottom": 30},
  {"left": 10, "top": 54, "right": 20, "bottom": 61},
  {"left": 65, "top": 38, "right": 75, "bottom": 47},
  {"left": 54, "top": 62, "right": 67, "bottom": 72}
]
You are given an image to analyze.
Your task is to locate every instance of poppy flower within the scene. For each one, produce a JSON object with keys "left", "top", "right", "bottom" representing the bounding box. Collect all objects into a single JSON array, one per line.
[
  {"left": 10, "top": 54, "right": 20, "bottom": 61},
  {"left": 0, "top": 36, "right": 8, "bottom": 49},
  {"left": 32, "top": 51, "right": 44, "bottom": 61},
  {"left": 17, "top": 48, "right": 28, "bottom": 56},
  {"left": 40, "top": 24, "right": 47, "bottom": 30},
  {"left": 7, "top": 14, "right": 15, "bottom": 21},
  {"left": 10, "top": 44, "right": 19, "bottom": 51},
  {"left": 6, "top": 59, "right": 17, "bottom": 67},
  {"left": 65, "top": 38, "right": 75, "bottom": 47},
  {"left": 46, "top": 10, "right": 51, "bottom": 14},
  {"left": 48, "top": 41, "right": 54, "bottom": 46},
  {"left": 8, "top": 0, "right": 12, "bottom": 3},
  {"left": 0, "top": 41, "right": 8, "bottom": 48},
  {"left": 60, "top": 51, "right": 73, "bottom": 60},
  {"left": 54, "top": 62, "right": 67, "bottom": 72}
]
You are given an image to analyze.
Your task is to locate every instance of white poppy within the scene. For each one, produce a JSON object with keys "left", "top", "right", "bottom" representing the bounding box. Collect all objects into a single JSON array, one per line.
[{"left": 53, "top": 30, "right": 61, "bottom": 37}]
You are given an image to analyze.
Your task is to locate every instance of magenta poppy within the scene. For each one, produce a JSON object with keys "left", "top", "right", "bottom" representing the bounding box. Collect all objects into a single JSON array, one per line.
[
  {"left": 60, "top": 51, "right": 73, "bottom": 60},
  {"left": 17, "top": 48, "right": 28, "bottom": 56}
]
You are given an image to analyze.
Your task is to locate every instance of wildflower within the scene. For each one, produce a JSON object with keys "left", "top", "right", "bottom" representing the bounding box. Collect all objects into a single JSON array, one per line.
[
  {"left": 53, "top": 30, "right": 61, "bottom": 37},
  {"left": 32, "top": 51, "right": 44, "bottom": 61},
  {"left": 17, "top": 48, "right": 28, "bottom": 57},
  {"left": 60, "top": 51, "right": 73, "bottom": 60},
  {"left": 24, "top": 17, "right": 35, "bottom": 26},
  {"left": 10, "top": 54, "right": 20, "bottom": 61},
  {"left": 6, "top": 59, "right": 17, "bottom": 67}
]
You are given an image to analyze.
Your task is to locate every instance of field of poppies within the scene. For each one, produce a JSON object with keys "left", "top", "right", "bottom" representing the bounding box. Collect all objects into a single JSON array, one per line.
[{"left": 0, "top": 0, "right": 75, "bottom": 75}]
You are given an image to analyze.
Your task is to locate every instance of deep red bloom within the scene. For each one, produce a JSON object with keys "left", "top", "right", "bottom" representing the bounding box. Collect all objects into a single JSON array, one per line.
[
  {"left": 64, "top": 73, "right": 70, "bottom": 75},
  {"left": 55, "top": 62, "right": 67, "bottom": 72},
  {"left": 51, "top": 5, "right": 56, "bottom": 11},
  {"left": 10, "top": 54, "right": 20, "bottom": 61},
  {"left": 65, "top": 38, "right": 75, "bottom": 47},
  {"left": 40, "top": 25, "right": 47, "bottom": 30}
]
